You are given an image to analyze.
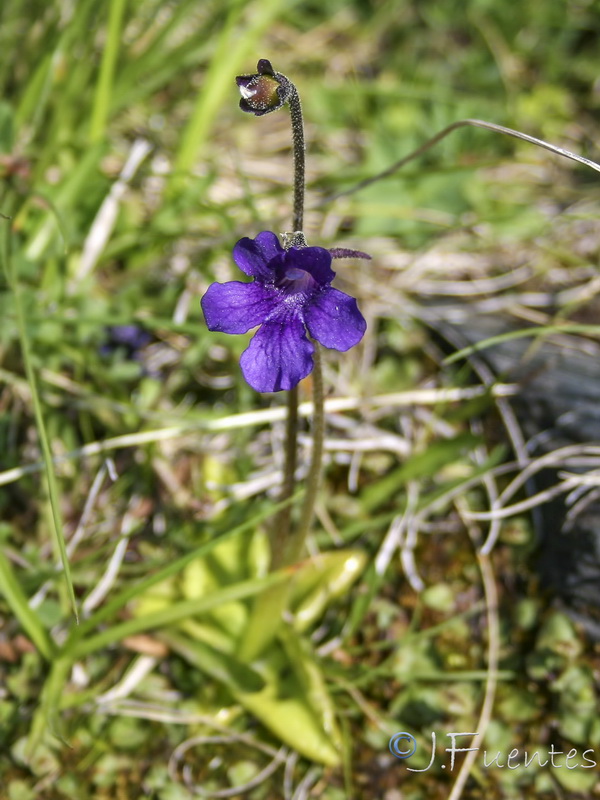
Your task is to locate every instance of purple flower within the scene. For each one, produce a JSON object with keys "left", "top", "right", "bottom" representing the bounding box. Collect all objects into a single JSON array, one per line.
[{"left": 201, "top": 232, "right": 366, "bottom": 392}]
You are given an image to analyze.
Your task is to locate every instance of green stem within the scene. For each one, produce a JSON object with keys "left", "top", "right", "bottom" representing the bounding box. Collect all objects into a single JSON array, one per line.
[
  {"left": 283, "top": 343, "right": 324, "bottom": 565},
  {"left": 271, "top": 385, "right": 298, "bottom": 567}
]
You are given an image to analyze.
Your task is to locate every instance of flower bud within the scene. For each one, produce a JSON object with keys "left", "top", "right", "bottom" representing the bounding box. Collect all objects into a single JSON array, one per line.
[{"left": 235, "top": 59, "right": 291, "bottom": 116}]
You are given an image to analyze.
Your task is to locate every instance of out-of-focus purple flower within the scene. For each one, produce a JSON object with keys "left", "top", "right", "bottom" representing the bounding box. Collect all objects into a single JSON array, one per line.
[
  {"left": 100, "top": 324, "right": 152, "bottom": 360},
  {"left": 201, "top": 232, "right": 366, "bottom": 393}
]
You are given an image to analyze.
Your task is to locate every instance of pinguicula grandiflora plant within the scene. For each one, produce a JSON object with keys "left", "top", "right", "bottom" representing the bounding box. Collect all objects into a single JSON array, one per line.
[
  {"left": 201, "top": 59, "right": 369, "bottom": 665},
  {"left": 192, "top": 61, "right": 600, "bottom": 775}
]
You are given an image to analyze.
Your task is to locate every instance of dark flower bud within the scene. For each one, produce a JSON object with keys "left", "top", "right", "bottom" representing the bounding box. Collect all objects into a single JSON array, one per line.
[{"left": 235, "top": 59, "right": 292, "bottom": 116}]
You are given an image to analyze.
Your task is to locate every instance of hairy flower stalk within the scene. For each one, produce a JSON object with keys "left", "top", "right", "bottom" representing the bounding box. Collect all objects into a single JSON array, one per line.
[
  {"left": 235, "top": 58, "right": 305, "bottom": 231},
  {"left": 201, "top": 60, "right": 366, "bottom": 658},
  {"left": 235, "top": 60, "right": 305, "bottom": 550},
  {"left": 235, "top": 59, "right": 308, "bottom": 548}
]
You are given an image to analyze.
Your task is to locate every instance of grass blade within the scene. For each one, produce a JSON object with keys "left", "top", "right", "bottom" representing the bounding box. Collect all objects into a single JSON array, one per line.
[
  {"left": 89, "top": 0, "right": 127, "bottom": 142},
  {"left": 71, "top": 572, "right": 287, "bottom": 659},
  {"left": 0, "top": 548, "right": 54, "bottom": 660},
  {"left": 0, "top": 219, "right": 78, "bottom": 620},
  {"left": 444, "top": 324, "right": 600, "bottom": 365},
  {"left": 171, "top": 0, "right": 286, "bottom": 184},
  {"left": 63, "top": 492, "right": 300, "bottom": 644}
]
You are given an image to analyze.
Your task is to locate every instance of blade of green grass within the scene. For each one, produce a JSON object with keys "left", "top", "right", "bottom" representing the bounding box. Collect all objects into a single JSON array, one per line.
[
  {"left": 26, "top": 653, "right": 71, "bottom": 759},
  {"left": 14, "top": 0, "right": 97, "bottom": 145},
  {"left": 0, "top": 218, "right": 78, "bottom": 620},
  {"left": 360, "top": 431, "right": 481, "bottom": 513},
  {"left": 171, "top": 0, "right": 287, "bottom": 186},
  {"left": 0, "top": 548, "right": 54, "bottom": 660},
  {"left": 32, "top": 497, "right": 295, "bottom": 759},
  {"left": 444, "top": 323, "right": 600, "bottom": 365},
  {"left": 111, "top": 0, "right": 214, "bottom": 110},
  {"left": 63, "top": 492, "right": 300, "bottom": 646},
  {"left": 89, "top": 0, "right": 127, "bottom": 143},
  {"left": 171, "top": 1, "right": 244, "bottom": 184},
  {"left": 71, "top": 571, "right": 288, "bottom": 659},
  {"left": 25, "top": 143, "right": 105, "bottom": 261}
]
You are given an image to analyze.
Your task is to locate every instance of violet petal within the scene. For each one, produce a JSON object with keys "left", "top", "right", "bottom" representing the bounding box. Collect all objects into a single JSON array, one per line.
[
  {"left": 233, "top": 231, "right": 284, "bottom": 280},
  {"left": 201, "top": 280, "right": 278, "bottom": 334},
  {"left": 285, "top": 246, "right": 335, "bottom": 287},
  {"left": 240, "top": 314, "right": 314, "bottom": 392},
  {"left": 304, "top": 287, "right": 367, "bottom": 351}
]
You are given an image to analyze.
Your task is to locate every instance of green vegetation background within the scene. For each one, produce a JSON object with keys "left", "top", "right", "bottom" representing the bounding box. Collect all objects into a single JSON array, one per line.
[{"left": 0, "top": 0, "right": 599, "bottom": 798}]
